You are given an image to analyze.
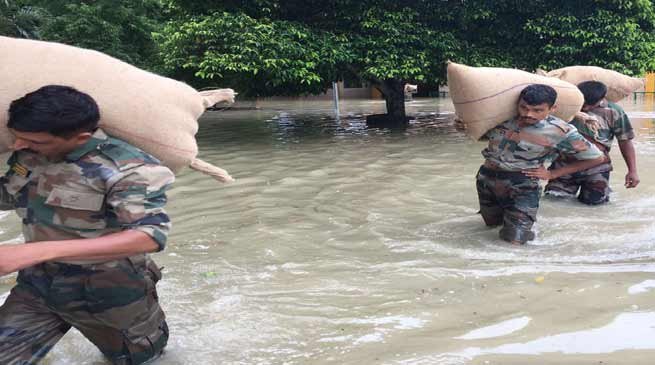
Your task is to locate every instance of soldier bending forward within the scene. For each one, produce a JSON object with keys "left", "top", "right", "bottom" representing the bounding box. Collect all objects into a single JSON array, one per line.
[{"left": 0, "top": 85, "right": 174, "bottom": 364}]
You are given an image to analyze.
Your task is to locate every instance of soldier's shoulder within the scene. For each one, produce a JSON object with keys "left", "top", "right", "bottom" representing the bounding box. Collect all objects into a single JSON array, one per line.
[
  {"left": 604, "top": 102, "right": 625, "bottom": 117},
  {"left": 85, "top": 138, "right": 163, "bottom": 172},
  {"left": 544, "top": 115, "right": 572, "bottom": 134}
]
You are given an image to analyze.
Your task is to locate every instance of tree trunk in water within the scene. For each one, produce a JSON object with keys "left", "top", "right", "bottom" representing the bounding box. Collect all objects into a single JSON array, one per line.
[
  {"left": 366, "top": 78, "right": 408, "bottom": 127},
  {"left": 382, "top": 79, "right": 406, "bottom": 122}
]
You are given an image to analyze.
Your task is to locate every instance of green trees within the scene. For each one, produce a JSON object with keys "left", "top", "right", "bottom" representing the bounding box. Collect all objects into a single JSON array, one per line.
[
  {"left": 0, "top": 0, "right": 45, "bottom": 38},
  {"left": 343, "top": 5, "right": 458, "bottom": 122},
  {"left": 36, "top": 0, "right": 162, "bottom": 69},
  {"left": 4, "top": 1, "right": 655, "bottom": 123},
  {"left": 156, "top": 12, "right": 352, "bottom": 95},
  {"left": 157, "top": 1, "right": 460, "bottom": 124},
  {"left": 157, "top": 1, "right": 655, "bottom": 124},
  {"left": 1, "top": 0, "right": 162, "bottom": 70},
  {"left": 522, "top": 1, "right": 655, "bottom": 74},
  {"left": 455, "top": 0, "right": 655, "bottom": 75}
]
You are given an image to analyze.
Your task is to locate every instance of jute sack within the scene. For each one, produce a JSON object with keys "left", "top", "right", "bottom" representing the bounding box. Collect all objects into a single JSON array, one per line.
[
  {"left": 0, "top": 36, "right": 235, "bottom": 182},
  {"left": 447, "top": 62, "right": 584, "bottom": 140},
  {"left": 540, "top": 66, "right": 644, "bottom": 102}
]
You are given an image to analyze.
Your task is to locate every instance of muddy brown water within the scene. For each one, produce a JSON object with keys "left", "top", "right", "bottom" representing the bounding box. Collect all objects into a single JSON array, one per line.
[{"left": 1, "top": 96, "right": 654, "bottom": 364}]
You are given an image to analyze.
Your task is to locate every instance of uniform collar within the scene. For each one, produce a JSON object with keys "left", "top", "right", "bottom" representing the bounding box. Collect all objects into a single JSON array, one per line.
[{"left": 64, "top": 128, "right": 109, "bottom": 162}]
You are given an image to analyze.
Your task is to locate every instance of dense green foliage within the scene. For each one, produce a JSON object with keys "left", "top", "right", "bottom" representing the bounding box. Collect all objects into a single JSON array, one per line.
[
  {"left": 156, "top": 0, "right": 655, "bottom": 120},
  {"left": 0, "top": 0, "right": 45, "bottom": 38},
  {"left": 1, "top": 0, "right": 162, "bottom": 69},
  {"left": 157, "top": 1, "right": 461, "bottom": 96},
  {"left": 524, "top": 3, "right": 655, "bottom": 74},
  {"left": 156, "top": 12, "right": 352, "bottom": 94},
  {"left": 455, "top": 0, "right": 655, "bottom": 75},
  {"left": 3, "top": 0, "right": 655, "bottom": 118}
]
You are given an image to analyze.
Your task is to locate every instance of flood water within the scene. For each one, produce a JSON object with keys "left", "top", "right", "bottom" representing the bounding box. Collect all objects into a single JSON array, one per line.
[{"left": 1, "top": 96, "right": 655, "bottom": 364}]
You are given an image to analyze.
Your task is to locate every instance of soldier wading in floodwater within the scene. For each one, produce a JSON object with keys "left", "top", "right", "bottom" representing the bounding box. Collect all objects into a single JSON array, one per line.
[
  {"left": 0, "top": 85, "right": 174, "bottom": 365},
  {"left": 475, "top": 84, "right": 606, "bottom": 244}
]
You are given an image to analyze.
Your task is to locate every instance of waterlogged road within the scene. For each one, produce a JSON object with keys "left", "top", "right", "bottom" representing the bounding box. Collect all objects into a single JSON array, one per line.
[{"left": 1, "top": 97, "right": 654, "bottom": 364}]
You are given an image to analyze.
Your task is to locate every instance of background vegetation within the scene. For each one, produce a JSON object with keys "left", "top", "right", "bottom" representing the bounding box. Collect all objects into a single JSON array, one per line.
[{"left": 2, "top": 0, "right": 654, "bottom": 121}]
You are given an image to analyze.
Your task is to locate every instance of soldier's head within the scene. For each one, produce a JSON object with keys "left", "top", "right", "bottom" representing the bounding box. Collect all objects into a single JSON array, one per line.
[
  {"left": 8, "top": 85, "right": 100, "bottom": 160},
  {"left": 577, "top": 81, "right": 607, "bottom": 111},
  {"left": 517, "top": 84, "right": 557, "bottom": 126}
]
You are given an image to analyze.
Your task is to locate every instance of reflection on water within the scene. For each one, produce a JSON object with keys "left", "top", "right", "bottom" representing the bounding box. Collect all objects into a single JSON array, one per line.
[
  {"left": 455, "top": 316, "right": 532, "bottom": 340},
  {"left": 1, "top": 97, "right": 654, "bottom": 364},
  {"left": 468, "top": 311, "right": 655, "bottom": 354},
  {"left": 403, "top": 312, "right": 655, "bottom": 364}
]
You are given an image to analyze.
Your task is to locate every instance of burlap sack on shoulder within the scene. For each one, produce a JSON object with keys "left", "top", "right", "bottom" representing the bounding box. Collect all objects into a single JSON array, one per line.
[
  {"left": 447, "top": 62, "right": 584, "bottom": 140},
  {"left": 0, "top": 36, "right": 234, "bottom": 182},
  {"left": 545, "top": 65, "right": 644, "bottom": 102}
]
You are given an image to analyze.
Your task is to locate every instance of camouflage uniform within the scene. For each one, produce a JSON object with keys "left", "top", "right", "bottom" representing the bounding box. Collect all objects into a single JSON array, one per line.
[
  {"left": 545, "top": 101, "right": 635, "bottom": 204},
  {"left": 0, "top": 129, "right": 174, "bottom": 365},
  {"left": 478, "top": 116, "right": 602, "bottom": 243}
]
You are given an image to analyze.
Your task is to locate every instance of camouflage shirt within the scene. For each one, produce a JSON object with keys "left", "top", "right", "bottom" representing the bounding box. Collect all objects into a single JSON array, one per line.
[
  {"left": 0, "top": 129, "right": 174, "bottom": 253},
  {"left": 482, "top": 115, "right": 603, "bottom": 171},
  {"left": 571, "top": 100, "right": 635, "bottom": 151}
]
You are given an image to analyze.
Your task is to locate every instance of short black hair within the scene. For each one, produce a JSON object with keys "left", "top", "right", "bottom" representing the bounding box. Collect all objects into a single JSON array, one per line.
[
  {"left": 8, "top": 85, "right": 100, "bottom": 137},
  {"left": 519, "top": 84, "right": 557, "bottom": 107},
  {"left": 577, "top": 81, "right": 608, "bottom": 106}
]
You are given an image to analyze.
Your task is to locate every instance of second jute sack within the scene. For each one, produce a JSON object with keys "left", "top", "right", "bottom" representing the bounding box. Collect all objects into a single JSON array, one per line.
[{"left": 539, "top": 65, "right": 644, "bottom": 102}]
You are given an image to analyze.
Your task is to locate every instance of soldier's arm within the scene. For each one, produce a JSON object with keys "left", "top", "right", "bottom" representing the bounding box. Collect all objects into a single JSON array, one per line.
[
  {"left": 522, "top": 127, "right": 606, "bottom": 180},
  {"left": 62, "top": 163, "right": 173, "bottom": 263},
  {"left": 0, "top": 230, "right": 158, "bottom": 276},
  {"left": 546, "top": 141, "right": 606, "bottom": 179},
  {"left": 618, "top": 139, "right": 639, "bottom": 188},
  {"left": 0, "top": 163, "right": 174, "bottom": 276},
  {"left": 522, "top": 156, "right": 605, "bottom": 180},
  {"left": 609, "top": 102, "right": 639, "bottom": 188}
]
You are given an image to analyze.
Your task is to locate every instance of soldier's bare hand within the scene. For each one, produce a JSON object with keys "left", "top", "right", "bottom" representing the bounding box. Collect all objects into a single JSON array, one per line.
[
  {"left": 573, "top": 111, "right": 600, "bottom": 135},
  {"left": 625, "top": 171, "right": 640, "bottom": 188},
  {"left": 522, "top": 166, "right": 552, "bottom": 180},
  {"left": 0, "top": 243, "right": 52, "bottom": 276},
  {"left": 0, "top": 245, "right": 30, "bottom": 276}
]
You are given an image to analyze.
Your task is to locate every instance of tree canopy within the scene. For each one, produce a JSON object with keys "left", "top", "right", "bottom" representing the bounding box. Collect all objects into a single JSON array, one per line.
[
  {"left": 0, "top": 0, "right": 45, "bottom": 38},
  {"left": 155, "top": 0, "right": 655, "bottom": 121},
  {"left": 454, "top": 0, "right": 655, "bottom": 74},
  {"left": 156, "top": 12, "right": 352, "bottom": 95},
  {"left": 3, "top": 0, "right": 655, "bottom": 121},
  {"left": 1, "top": 0, "right": 162, "bottom": 69}
]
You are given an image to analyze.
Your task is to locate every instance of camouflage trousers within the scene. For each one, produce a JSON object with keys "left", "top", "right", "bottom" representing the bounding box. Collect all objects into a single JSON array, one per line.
[
  {"left": 476, "top": 166, "right": 541, "bottom": 244},
  {"left": 0, "top": 255, "right": 168, "bottom": 365},
  {"left": 544, "top": 170, "right": 611, "bottom": 205}
]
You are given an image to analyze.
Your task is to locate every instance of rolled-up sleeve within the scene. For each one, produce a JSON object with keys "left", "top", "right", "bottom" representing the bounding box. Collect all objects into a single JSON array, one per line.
[
  {"left": 609, "top": 103, "right": 635, "bottom": 141},
  {"left": 106, "top": 164, "right": 175, "bottom": 251}
]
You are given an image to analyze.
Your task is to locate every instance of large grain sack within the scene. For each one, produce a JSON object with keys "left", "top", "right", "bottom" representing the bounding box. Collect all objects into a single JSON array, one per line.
[
  {"left": 447, "top": 62, "right": 584, "bottom": 140},
  {"left": 0, "top": 36, "right": 234, "bottom": 182},
  {"left": 542, "top": 65, "right": 644, "bottom": 102}
]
